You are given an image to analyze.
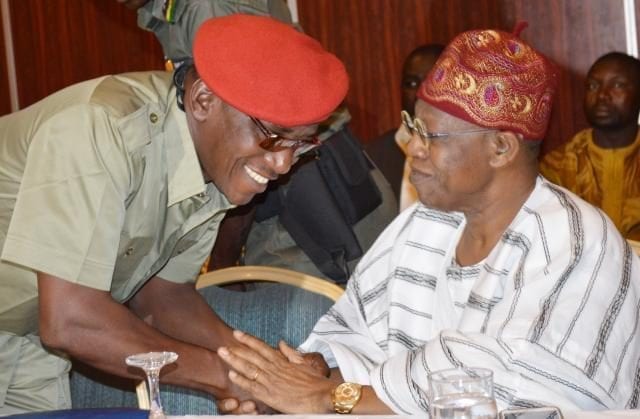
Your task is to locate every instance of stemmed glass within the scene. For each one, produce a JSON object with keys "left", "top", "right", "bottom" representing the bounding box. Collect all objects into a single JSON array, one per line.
[{"left": 126, "top": 351, "right": 178, "bottom": 419}]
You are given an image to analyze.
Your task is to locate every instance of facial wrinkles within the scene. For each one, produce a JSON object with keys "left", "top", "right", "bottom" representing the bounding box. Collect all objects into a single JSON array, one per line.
[
  {"left": 199, "top": 106, "right": 272, "bottom": 204},
  {"left": 413, "top": 103, "right": 495, "bottom": 208}
]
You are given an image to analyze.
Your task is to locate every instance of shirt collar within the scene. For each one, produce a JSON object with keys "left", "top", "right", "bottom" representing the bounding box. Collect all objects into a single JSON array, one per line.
[
  {"left": 164, "top": 91, "right": 208, "bottom": 207},
  {"left": 587, "top": 128, "right": 640, "bottom": 162}
]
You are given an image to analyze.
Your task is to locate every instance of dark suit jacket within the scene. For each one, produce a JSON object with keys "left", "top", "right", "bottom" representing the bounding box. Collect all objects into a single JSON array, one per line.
[{"left": 365, "top": 129, "right": 405, "bottom": 201}]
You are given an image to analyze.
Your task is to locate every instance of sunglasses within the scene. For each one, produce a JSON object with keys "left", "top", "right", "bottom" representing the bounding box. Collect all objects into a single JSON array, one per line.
[{"left": 250, "top": 117, "right": 321, "bottom": 158}]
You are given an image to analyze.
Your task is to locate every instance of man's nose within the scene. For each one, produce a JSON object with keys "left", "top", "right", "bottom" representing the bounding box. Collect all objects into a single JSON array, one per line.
[
  {"left": 265, "top": 148, "right": 295, "bottom": 176},
  {"left": 596, "top": 85, "right": 611, "bottom": 101},
  {"left": 406, "top": 133, "right": 429, "bottom": 158}
]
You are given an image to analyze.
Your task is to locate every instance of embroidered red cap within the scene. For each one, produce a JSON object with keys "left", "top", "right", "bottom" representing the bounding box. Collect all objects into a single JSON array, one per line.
[
  {"left": 193, "top": 14, "right": 349, "bottom": 127},
  {"left": 417, "top": 26, "right": 558, "bottom": 140}
]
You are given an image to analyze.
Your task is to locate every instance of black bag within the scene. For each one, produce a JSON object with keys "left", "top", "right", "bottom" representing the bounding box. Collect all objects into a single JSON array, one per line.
[
  {"left": 254, "top": 126, "right": 382, "bottom": 283},
  {"left": 317, "top": 127, "right": 383, "bottom": 224}
]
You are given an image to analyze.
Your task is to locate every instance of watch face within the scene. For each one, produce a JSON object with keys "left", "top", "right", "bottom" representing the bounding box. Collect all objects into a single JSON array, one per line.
[
  {"left": 333, "top": 382, "right": 363, "bottom": 414},
  {"left": 336, "top": 382, "right": 361, "bottom": 399}
]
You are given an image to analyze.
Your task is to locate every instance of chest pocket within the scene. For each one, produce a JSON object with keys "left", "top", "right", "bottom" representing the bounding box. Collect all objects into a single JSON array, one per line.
[
  {"left": 111, "top": 232, "right": 156, "bottom": 301},
  {"left": 172, "top": 236, "right": 198, "bottom": 257}
]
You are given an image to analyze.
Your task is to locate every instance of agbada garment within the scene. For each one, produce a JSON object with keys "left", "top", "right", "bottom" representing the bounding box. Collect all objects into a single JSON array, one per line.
[
  {"left": 540, "top": 128, "right": 640, "bottom": 240},
  {"left": 300, "top": 177, "right": 640, "bottom": 414}
]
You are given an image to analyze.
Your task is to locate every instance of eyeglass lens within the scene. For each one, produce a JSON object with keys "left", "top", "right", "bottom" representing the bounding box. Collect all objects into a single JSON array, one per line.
[
  {"left": 251, "top": 117, "right": 320, "bottom": 157},
  {"left": 401, "top": 110, "right": 428, "bottom": 142}
]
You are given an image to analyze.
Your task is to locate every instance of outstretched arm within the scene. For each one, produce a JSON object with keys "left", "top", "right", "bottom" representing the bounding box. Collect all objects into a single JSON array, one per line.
[{"left": 37, "top": 272, "right": 257, "bottom": 406}]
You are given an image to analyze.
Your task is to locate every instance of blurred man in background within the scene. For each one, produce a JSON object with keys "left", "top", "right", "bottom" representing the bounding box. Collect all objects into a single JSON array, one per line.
[
  {"left": 540, "top": 52, "right": 640, "bottom": 239},
  {"left": 367, "top": 43, "right": 444, "bottom": 211}
]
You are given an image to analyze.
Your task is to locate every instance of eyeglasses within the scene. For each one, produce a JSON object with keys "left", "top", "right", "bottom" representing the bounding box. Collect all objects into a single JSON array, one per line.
[
  {"left": 250, "top": 117, "right": 321, "bottom": 158},
  {"left": 400, "top": 110, "right": 496, "bottom": 147}
]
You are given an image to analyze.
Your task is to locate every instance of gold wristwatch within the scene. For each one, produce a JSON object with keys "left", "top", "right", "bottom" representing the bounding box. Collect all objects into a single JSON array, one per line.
[{"left": 331, "top": 382, "right": 363, "bottom": 414}]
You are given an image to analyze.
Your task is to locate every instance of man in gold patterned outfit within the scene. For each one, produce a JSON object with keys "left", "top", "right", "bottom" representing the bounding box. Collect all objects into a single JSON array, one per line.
[{"left": 540, "top": 52, "right": 640, "bottom": 239}]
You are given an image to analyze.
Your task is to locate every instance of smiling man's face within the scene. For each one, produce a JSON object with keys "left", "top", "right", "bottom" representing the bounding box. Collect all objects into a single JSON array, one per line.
[{"left": 188, "top": 94, "right": 317, "bottom": 205}]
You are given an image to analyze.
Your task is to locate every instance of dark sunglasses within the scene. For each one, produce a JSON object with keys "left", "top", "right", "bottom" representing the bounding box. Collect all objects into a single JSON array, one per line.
[{"left": 250, "top": 117, "right": 321, "bottom": 158}]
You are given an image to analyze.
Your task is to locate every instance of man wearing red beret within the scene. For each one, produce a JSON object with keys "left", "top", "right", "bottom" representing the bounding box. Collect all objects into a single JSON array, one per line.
[
  {"left": 217, "top": 28, "right": 640, "bottom": 415},
  {"left": 125, "top": 0, "right": 397, "bottom": 286},
  {"left": 0, "top": 14, "right": 347, "bottom": 414}
]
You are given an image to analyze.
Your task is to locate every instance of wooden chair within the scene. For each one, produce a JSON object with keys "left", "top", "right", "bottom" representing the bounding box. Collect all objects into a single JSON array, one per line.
[{"left": 195, "top": 265, "right": 344, "bottom": 300}]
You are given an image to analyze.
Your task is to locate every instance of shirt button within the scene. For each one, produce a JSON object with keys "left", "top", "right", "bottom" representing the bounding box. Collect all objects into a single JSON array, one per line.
[
  {"left": 149, "top": 113, "right": 159, "bottom": 124},
  {"left": 197, "top": 193, "right": 205, "bottom": 198},
  {"left": 125, "top": 247, "right": 134, "bottom": 256}
]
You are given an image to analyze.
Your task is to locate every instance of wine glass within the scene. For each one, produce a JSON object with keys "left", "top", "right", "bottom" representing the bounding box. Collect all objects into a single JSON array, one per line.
[
  {"left": 429, "top": 367, "right": 497, "bottom": 419},
  {"left": 126, "top": 351, "right": 178, "bottom": 419}
]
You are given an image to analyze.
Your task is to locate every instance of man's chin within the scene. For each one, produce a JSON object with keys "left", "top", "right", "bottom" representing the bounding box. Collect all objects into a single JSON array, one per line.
[
  {"left": 227, "top": 194, "right": 254, "bottom": 206},
  {"left": 587, "top": 117, "right": 622, "bottom": 130}
]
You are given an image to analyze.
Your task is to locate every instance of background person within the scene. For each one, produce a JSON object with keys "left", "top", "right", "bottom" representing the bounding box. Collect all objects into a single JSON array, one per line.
[
  {"left": 216, "top": 27, "right": 640, "bottom": 415},
  {"left": 366, "top": 43, "right": 444, "bottom": 210},
  {"left": 125, "top": 0, "right": 294, "bottom": 69},
  {"left": 0, "top": 15, "right": 347, "bottom": 414},
  {"left": 540, "top": 52, "right": 640, "bottom": 240}
]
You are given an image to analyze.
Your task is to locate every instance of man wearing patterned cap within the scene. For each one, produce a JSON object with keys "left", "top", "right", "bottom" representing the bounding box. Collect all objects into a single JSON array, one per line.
[
  {"left": 216, "top": 27, "right": 640, "bottom": 415},
  {"left": 0, "top": 15, "right": 347, "bottom": 414}
]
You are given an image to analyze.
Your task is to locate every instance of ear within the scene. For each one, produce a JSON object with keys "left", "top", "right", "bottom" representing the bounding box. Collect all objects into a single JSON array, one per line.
[
  {"left": 184, "top": 77, "right": 217, "bottom": 122},
  {"left": 488, "top": 131, "right": 521, "bottom": 168}
]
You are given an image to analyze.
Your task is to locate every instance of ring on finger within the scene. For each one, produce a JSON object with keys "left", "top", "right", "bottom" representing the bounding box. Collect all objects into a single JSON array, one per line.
[{"left": 252, "top": 369, "right": 261, "bottom": 381}]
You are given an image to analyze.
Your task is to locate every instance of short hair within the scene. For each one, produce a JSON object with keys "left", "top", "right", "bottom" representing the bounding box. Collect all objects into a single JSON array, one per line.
[
  {"left": 522, "top": 138, "right": 542, "bottom": 160},
  {"left": 591, "top": 52, "right": 640, "bottom": 84},
  {"left": 406, "top": 43, "right": 445, "bottom": 64},
  {"left": 173, "top": 59, "right": 196, "bottom": 111}
]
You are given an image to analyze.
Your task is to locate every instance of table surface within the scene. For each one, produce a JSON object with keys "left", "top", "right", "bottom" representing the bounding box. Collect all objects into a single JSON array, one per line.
[
  {"left": 169, "top": 411, "right": 638, "bottom": 419},
  {"left": 6, "top": 409, "right": 636, "bottom": 418}
]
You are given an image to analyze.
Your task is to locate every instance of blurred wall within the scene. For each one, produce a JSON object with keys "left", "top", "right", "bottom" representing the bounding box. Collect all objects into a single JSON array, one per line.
[
  {"left": 0, "top": 0, "right": 163, "bottom": 113},
  {"left": 0, "top": 2, "right": 11, "bottom": 115},
  {"left": 0, "top": 0, "right": 638, "bottom": 154}
]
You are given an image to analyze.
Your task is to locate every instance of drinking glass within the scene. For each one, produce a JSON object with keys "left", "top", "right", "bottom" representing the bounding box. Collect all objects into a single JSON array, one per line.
[
  {"left": 126, "top": 351, "right": 178, "bottom": 419},
  {"left": 429, "top": 367, "right": 497, "bottom": 419}
]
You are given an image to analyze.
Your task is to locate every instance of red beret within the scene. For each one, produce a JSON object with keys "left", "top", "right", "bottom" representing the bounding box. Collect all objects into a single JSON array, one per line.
[
  {"left": 193, "top": 14, "right": 349, "bottom": 127},
  {"left": 418, "top": 28, "right": 558, "bottom": 140}
]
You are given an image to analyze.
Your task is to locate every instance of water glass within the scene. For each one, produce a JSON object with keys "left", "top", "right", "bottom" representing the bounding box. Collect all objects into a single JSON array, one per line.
[{"left": 429, "top": 367, "right": 497, "bottom": 419}]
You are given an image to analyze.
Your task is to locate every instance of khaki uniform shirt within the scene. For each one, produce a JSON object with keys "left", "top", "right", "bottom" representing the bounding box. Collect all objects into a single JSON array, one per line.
[
  {"left": 138, "top": 0, "right": 293, "bottom": 62},
  {"left": 0, "top": 71, "right": 233, "bottom": 336}
]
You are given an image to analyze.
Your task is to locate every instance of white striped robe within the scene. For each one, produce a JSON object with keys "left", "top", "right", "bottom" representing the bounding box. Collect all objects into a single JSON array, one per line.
[{"left": 299, "top": 177, "right": 640, "bottom": 414}]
